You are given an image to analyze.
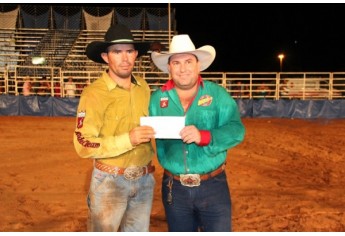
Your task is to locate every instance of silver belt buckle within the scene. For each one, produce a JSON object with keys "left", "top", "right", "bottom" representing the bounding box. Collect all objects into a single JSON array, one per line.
[
  {"left": 180, "top": 174, "right": 201, "bottom": 187},
  {"left": 124, "top": 166, "right": 144, "bottom": 181}
]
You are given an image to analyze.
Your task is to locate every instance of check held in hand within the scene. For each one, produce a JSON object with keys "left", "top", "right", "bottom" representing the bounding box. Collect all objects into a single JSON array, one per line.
[{"left": 140, "top": 116, "right": 185, "bottom": 139}]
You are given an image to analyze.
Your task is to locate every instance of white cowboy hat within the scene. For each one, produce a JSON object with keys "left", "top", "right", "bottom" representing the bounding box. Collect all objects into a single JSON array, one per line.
[{"left": 151, "top": 34, "right": 216, "bottom": 73}]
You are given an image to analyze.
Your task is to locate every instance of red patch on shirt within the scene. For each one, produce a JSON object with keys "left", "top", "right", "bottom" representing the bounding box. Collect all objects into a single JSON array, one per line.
[
  {"left": 160, "top": 97, "right": 168, "bottom": 108},
  {"left": 77, "top": 111, "right": 85, "bottom": 129}
]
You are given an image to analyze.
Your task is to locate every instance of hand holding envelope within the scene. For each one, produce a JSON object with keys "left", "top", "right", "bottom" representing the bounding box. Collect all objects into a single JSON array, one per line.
[{"left": 140, "top": 116, "right": 185, "bottom": 139}]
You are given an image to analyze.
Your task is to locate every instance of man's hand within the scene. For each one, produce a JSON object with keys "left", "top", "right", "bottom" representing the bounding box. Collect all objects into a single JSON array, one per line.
[
  {"left": 129, "top": 126, "right": 155, "bottom": 146},
  {"left": 180, "top": 125, "right": 201, "bottom": 144}
]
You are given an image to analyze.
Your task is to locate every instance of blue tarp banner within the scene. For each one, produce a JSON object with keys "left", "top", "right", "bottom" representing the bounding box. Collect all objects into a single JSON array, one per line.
[
  {"left": 0, "top": 95, "right": 77, "bottom": 117},
  {"left": 0, "top": 95, "right": 20, "bottom": 116},
  {"left": 21, "top": 10, "right": 49, "bottom": 28},
  {"left": 52, "top": 97, "right": 79, "bottom": 117},
  {"left": 249, "top": 99, "right": 345, "bottom": 119},
  {"left": 116, "top": 10, "right": 143, "bottom": 30},
  {"left": 54, "top": 10, "right": 81, "bottom": 30},
  {"left": 19, "top": 96, "right": 52, "bottom": 116},
  {"left": 236, "top": 99, "right": 253, "bottom": 117},
  {"left": 146, "top": 12, "right": 173, "bottom": 30},
  {"left": 1, "top": 95, "right": 345, "bottom": 119}
]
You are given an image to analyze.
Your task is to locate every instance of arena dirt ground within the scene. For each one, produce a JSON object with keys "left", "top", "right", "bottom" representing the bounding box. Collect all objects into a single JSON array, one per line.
[{"left": 0, "top": 116, "right": 345, "bottom": 232}]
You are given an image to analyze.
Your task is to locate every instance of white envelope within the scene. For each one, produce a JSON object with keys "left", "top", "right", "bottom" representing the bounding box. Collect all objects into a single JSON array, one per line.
[{"left": 140, "top": 116, "right": 185, "bottom": 139}]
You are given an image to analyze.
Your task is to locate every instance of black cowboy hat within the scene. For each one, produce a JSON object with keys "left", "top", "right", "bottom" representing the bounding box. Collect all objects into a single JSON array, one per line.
[{"left": 86, "top": 24, "right": 151, "bottom": 64}]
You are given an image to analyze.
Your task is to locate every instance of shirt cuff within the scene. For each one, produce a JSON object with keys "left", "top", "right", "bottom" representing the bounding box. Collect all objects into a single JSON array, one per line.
[
  {"left": 198, "top": 130, "right": 211, "bottom": 146},
  {"left": 113, "top": 133, "right": 135, "bottom": 151}
]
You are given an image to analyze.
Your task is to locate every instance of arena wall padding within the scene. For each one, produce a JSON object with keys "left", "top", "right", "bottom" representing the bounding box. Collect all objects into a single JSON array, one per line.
[{"left": 1, "top": 95, "right": 345, "bottom": 119}]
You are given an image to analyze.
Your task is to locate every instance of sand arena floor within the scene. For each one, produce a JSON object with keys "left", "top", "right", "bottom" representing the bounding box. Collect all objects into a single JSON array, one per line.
[{"left": 0, "top": 116, "right": 345, "bottom": 232}]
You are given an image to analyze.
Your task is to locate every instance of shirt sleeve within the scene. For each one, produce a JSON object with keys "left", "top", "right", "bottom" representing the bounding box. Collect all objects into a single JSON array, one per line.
[
  {"left": 203, "top": 87, "right": 245, "bottom": 156},
  {"left": 73, "top": 89, "right": 134, "bottom": 159}
]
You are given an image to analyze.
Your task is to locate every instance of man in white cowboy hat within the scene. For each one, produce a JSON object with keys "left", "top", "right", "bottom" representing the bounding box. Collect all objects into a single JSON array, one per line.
[
  {"left": 73, "top": 24, "right": 156, "bottom": 232},
  {"left": 149, "top": 34, "right": 245, "bottom": 232}
]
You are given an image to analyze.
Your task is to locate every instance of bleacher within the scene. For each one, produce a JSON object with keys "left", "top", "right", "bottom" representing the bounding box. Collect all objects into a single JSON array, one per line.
[
  {"left": 29, "top": 29, "right": 80, "bottom": 67},
  {"left": 0, "top": 28, "right": 48, "bottom": 68},
  {"left": 0, "top": 28, "right": 173, "bottom": 95},
  {"left": 0, "top": 4, "right": 176, "bottom": 96}
]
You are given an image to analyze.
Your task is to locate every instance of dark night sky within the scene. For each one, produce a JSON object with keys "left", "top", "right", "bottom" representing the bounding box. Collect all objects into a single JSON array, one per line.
[{"left": 170, "top": 3, "right": 345, "bottom": 72}]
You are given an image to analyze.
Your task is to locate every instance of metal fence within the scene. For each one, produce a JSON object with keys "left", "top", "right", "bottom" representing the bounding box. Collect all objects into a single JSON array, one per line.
[{"left": 1, "top": 67, "right": 345, "bottom": 100}]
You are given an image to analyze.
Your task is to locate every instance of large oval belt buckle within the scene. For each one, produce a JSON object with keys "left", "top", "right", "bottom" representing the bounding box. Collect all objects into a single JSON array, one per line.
[
  {"left": 179, "top": 174, "right": 201, "bottom": 187},
  {"left": 124, "top": 166, "right": 144, "bottom": 181}
]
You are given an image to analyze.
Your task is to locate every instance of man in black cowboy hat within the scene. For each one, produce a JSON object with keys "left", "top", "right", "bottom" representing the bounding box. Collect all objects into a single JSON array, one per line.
[{"left": 73, "top": 24, "right": 156, "bottom": 232}]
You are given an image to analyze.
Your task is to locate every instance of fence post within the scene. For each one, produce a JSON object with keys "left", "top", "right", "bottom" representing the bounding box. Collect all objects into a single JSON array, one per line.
[{"left": 276, "top": 72, "right": 280, "bottom": 100}]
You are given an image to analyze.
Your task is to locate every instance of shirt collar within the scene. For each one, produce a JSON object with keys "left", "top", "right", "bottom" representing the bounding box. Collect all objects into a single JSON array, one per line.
[
  {"left": 161, "top": 75, "right": 204, "bottom": 92},
  {"left": 102, "top": 71, "right": 140, "bottom": 91}
]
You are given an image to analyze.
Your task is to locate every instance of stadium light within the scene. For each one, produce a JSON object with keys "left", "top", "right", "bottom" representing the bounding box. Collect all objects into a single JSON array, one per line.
[
  {"left": 32, "top": 56, "right": 46, "bottom": 65},
  {"left": 278, "top": 54, "right": 285, "bottom": 72}
]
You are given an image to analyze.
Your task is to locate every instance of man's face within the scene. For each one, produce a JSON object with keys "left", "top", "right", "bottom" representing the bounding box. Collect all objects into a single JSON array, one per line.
[
  {"left": 101, "top": 44, "right": 138, "bottom": 79},
  {"left": 168, "top": 53, "right": 200, "bottom": 90}
]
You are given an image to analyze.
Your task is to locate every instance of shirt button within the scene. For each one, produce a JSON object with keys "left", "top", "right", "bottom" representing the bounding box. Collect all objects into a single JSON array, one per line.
[{"left": 185, "top": 150, "right": 188, "bottom": 154}]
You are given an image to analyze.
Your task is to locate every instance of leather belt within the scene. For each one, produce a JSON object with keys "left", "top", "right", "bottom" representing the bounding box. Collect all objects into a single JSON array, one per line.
[
  {"left": 164, "top": 163, "right": 226, "bottom": 182},
  {"left": 95, "top": 161, "right": 155, "bottom": 180}
]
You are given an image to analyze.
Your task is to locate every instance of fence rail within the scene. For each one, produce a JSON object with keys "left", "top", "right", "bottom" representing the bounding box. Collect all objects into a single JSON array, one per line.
[{"left": 1, "top": 67, "right": 345, "bottom": 100}]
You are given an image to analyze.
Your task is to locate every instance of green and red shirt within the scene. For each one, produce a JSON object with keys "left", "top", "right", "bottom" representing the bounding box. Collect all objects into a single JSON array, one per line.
[{"left": 149, "top": 76, "right": 245, "bottom": 175}]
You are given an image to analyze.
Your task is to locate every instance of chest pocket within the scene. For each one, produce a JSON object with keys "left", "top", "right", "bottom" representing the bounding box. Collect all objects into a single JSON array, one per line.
[{"left": 104, "top": 100, "right": 149, "bottom": 128}]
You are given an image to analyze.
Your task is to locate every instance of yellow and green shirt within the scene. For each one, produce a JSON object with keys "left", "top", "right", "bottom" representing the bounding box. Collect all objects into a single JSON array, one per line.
[{"left": 73, "top": 71, "right": 154, "bottom": 168}]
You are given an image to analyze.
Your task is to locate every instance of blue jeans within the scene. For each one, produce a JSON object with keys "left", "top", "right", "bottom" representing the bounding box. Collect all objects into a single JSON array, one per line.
[
  {"left": 162, "top": 172, "right": 231, "bottom": 232},
  {"left": 87, "top": 167, "right": 155, "bottom": 232}
]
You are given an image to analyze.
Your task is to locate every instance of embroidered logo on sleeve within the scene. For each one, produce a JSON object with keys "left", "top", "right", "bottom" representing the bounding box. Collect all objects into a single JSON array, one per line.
[
  {"left": 198, "top": 95, "right": 213, "bottom": 106},
  {"left": 77, "top": 111, "right": 86, "bottom": 129},
  {"left": 75, "top": 131, "right": 100, "bottom": 148},
  {"left": 160, "top": 97, "right": 169, "bottom": 108}
]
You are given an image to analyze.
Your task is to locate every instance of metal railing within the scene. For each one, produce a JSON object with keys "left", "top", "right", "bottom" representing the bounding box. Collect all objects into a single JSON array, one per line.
[{"left": 1, "top": 67, "right": 345, "bottom": 100}]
